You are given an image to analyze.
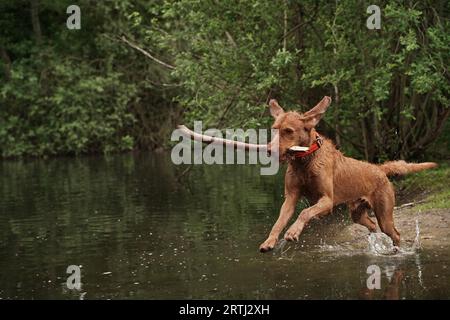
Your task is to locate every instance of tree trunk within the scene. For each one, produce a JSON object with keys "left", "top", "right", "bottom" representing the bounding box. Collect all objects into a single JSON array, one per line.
[
  {"left": 361, "top": 118, "right": 370, "bottom": 161},
  {"left": 30, "top": 0, "right": 42, "bottom": 45},
  {"left": 0, "top": 47, "right": 11, "bottom": 80},
  {"left": 283, "top": 0, "right": 288, "bottom": 51}
]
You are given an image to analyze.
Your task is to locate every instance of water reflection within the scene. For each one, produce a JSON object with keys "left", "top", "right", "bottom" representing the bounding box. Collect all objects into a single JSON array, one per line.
[
  {"left": 0, "top": 153, "right": 449, "bottom": 299},
  {"left": 360, "top": 266, "right": 405, "bottom": 300}
]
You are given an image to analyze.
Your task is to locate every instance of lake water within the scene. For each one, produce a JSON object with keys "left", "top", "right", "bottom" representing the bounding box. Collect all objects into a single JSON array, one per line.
[{"left": 0, "top": 153, "right": 449, "bottom": 299}]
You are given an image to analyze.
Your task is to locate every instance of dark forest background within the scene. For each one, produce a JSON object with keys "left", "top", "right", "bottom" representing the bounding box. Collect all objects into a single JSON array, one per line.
[{"left": 1, "top": 0, "right": 449, "bottom": 162}]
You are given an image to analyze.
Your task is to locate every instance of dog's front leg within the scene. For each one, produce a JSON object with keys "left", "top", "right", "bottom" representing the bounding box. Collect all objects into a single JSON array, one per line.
[
  {"left": 259, "top": 193, "right": 298, "bottom": 252},
  {"left": 284, "top": 196, "right": 333, "bottom": 242}
]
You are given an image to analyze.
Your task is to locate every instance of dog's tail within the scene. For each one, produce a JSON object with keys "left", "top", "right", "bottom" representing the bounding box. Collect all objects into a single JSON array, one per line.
[{"left": 378, "top": 160, "right": 438, "bottom": 177}]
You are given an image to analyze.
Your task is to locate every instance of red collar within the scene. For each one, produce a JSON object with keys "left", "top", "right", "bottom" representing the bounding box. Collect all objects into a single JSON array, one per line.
[{"left": 292, "top": 135, "right": 323, "bottom": 158}]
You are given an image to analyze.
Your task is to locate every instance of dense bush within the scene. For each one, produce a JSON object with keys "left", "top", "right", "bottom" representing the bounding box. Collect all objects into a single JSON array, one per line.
[
  {"left": 138, "top": 0, "right": 449, "bottom": 161},
  {"left": 0, "top": 0, "right": 177, "bottom": 157},
  {"left": 0, "top": 51, "right": 136, "bottom": 157},
  {"left": 0, "top": 0, "right": 448, "bottom": 161}
]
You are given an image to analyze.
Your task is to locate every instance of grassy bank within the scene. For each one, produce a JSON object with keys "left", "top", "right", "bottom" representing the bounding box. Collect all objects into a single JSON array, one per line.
[{"left": 395, "top": 162, "right": 450, "bottom": 210}]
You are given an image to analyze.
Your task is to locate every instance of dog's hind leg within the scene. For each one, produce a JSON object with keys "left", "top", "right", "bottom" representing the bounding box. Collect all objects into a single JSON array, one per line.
[
  {"left": 371, "top": 183, "right": 400, "bottom": 247},
  {"left": 348, "top": 200, "right": 377, "bottom": 232}
]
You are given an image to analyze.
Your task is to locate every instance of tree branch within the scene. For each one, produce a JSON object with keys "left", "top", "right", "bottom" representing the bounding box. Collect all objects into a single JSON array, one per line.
[{"left": 120, "top": 36, "right": 175, "bottom": 70}]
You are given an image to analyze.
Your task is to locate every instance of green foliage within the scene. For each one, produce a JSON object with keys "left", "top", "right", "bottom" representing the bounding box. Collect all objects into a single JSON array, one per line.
[
  {"left": 1, "top": 52, "right": 136, "bottom": 157},
  {"left": 132, "top": 0, "right": 449, "bottom": 161},
  {"left": 396, "top": 163, "right": 450, "bottom": 209},
  {"left": 0, "top": 0, "right": 448, "bottom": 160},
  {"left": 0, "top": 0, "right": 178, "bottom": 157}
]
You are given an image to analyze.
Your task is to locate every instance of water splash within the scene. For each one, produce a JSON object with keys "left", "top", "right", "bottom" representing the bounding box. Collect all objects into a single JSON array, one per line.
[
  {"left": 273, "top": 218, "right": 423, "bottom": 258},
  {"left": 412, "top": 217, "right": 421, "bottom": 251},
  {"left": 367, "top": 218, "right": 421, "bottom": 256},
  {"left": 273, "top": 239, "right": 288, "bottom": 254},
  {"left": 415, "top": 252, "right": 425, "bottom": 289},
  {"left": 413, "top": 217, "right": 425, "bottom": 288},
  {"left": 367, "top": 233, "right": 398, "bottom": 255}
]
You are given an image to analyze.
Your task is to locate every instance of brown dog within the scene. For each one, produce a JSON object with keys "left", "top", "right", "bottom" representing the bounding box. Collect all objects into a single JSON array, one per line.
[{"left": 259, "top": 96, "right": 437, "bottom": 252}]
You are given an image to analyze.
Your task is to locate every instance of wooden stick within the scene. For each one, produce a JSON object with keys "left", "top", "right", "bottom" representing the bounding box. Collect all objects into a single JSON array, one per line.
[
  {"left": 177, "top": 125, "right": 268, "bottom": 152},
  {"left": 394, "top": 200, "right": 426, "bottom": 210}
]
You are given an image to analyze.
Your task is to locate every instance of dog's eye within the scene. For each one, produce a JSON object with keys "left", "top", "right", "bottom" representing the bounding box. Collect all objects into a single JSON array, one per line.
[{"left": 282, "top": 128, "right": 294, "bottom": 134}]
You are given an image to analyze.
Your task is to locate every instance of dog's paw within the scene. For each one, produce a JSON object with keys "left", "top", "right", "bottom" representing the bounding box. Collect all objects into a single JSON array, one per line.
[
  {"left": 284, "top": 224, "right": 303, "bottom": 242},
  {"left": 259, "top": 237, "right": 277, "bottom": 253},
  {"left": 284, "top": 231, "right": 299, "bottom": 242}
]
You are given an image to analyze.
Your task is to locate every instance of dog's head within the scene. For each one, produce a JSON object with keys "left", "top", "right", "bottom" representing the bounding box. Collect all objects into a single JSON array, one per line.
[{"left": 267, "top": 96, "right": 332, "bottom": 161}]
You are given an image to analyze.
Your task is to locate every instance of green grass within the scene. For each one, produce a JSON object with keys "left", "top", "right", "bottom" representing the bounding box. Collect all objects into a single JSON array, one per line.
[{"left": 396, "top": 162, "right": 450, "bottom": 210}]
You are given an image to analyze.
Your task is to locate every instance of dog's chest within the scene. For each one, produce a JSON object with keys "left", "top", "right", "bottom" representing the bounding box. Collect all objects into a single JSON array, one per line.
[{"left": 290, "top": 169, "right": 323, "bottom": 200}]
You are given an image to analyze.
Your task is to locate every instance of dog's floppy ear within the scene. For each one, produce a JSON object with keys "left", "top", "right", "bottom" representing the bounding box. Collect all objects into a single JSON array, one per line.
[
  {"left": 269, "top": 99, "right": 284, "bottom": 119},
  {"left": 303, "top": 96, "right": 331, "bottom": 128}
]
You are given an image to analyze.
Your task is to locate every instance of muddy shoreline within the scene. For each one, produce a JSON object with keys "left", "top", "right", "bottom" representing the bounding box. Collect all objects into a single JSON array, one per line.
[{"left": 334, "top": 207, "right": 450, "bottom": 250}]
